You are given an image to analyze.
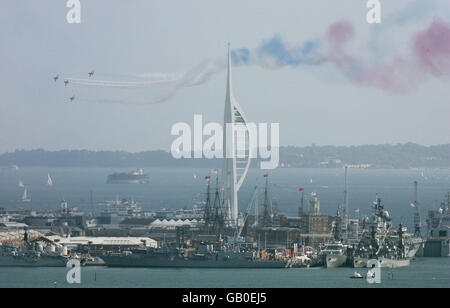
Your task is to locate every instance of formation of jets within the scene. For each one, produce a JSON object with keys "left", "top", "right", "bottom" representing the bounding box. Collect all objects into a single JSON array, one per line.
[{"left": 53, "top": 70, "right": 94, "bottom": 102}]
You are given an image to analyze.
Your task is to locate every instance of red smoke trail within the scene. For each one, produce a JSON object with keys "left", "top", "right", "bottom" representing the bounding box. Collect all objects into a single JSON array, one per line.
[
  {"left": 323, "top": 18, "right": 450, "bottom": 94},
  {"left": 413, "top": 17, "right": 450, "bottom": 77}
]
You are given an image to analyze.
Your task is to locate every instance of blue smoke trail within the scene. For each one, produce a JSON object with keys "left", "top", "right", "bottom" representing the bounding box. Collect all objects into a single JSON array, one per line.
[
  {"left": 231, "top": 48, "right": 250, "bottom": 65},
  {"left": 231, "top": 34, "right": 322, "bottom": 67},
  {"left": 67, "top": 1, "right": 450, "bottom": 104}
]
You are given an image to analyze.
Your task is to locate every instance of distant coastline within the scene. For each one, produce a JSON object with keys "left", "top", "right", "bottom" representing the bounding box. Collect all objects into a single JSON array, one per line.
[{"left": 0, "top": 143, "right": 449, "bottom": 169}]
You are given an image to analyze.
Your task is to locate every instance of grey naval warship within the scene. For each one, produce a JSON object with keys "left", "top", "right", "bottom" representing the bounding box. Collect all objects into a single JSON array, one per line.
[
  {"left": 321, "top": 242, "right": 348, "bottom": 268},
  {"left": 100, "top": 243, "right": 288, "bottom": 268},
  {"left": 422, "top": 192, "right": 449, "bottom": 257},
  {"left": 0, "top": 230, "right": 69, "bottom": 267}
]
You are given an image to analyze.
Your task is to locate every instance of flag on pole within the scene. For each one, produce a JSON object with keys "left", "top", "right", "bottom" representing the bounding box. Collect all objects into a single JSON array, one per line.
[
  {"left": 410, "top": 202, "right": 416, "bottom": 207},
  {"left": 205, "top": 175, "right": 211, "bottom": 180},
  {"left": 264, "top": 174, "right": 269, "bottom": 178},
  {"left": 211, "top": 169, "right": 218, "bottom": 174},
  {"left": 299, "top": 187, "right": 304, "bottom": 191},
  {"left": 355, "top": 208, "right": 360, "bottom": 213}
]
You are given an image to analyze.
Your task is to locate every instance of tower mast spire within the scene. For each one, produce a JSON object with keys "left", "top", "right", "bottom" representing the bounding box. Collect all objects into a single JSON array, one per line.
[
  {"left": 226, "top": 42, "right": 233, "bottom": 100},
  {"left": 221, "top": 42, "right": 251, "bottom": 228}
]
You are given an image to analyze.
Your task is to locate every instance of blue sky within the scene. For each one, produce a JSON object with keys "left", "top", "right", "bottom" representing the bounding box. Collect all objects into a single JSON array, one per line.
[{"left": 0, "top": 0, "right": 449, "bottom": 153}]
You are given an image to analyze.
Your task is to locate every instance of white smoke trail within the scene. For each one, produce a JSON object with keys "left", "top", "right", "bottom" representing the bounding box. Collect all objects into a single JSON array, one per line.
[
  {"left": 65, "top": 59, "right": 226, "bottom": 105},
  {"left": 65, "top": 60, "right": 225, "bottom": 89},
  {"left": 180, "top": 60, "right": 225, "bottom": 87},
  {"left": 134, "top": 73, "right": 183, "bottom": 80},
  {"left": 76, "top": 91, "right": 177, "bottom": 105},
  {"left": 93, "top": 72, "right": 182, "bottom": 81},
  {"left": 66, "top": 78, "right": 179, "bottom": 88}
]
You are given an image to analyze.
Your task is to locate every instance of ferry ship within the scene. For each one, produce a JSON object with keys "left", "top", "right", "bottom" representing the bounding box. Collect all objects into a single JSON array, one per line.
[{"left": 106, "top": 168, "right": 149, "bottom": 184}]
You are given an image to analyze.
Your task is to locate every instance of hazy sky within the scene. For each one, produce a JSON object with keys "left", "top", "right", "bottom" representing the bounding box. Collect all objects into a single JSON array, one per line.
[{"left": 0, "top": 0, "right": 449, "bottom": 153}]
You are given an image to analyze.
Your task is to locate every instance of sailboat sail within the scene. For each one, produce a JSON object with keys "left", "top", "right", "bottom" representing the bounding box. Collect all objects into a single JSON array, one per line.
[
  {"left": 22, "top": 188, "right": 31, "bottom": 202},
  {"left": 47, "top": 173, "right": 53, "bottom": 186},
  {"left": 18, "top": 180, "right": 24, "bottom": 188}
]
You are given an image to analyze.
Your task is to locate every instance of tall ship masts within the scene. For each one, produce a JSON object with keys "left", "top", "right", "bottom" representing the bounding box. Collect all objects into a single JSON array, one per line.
[
  {"left": 342, "top": 165, "right": 349, "bottom": 241},
  {"left": 263, "top": 175, "right": 270, "bottom": 227},
  {"left": 413, "top": 181, "right": 421, "bottom": 237},
  {"left": 203, "top": 176, "right": 212, "bottom": 233}
]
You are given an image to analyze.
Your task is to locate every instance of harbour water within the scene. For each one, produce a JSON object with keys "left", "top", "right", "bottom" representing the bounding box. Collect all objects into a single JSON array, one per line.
[
  {"left": 0, "top": 258, "right": 448, "bottom": 288},
  {"left": 1, "top": 167, "right": 449, "bottom": 227},
  {"left": 1, "top": 167, "right": 449, "bottom": 288}
]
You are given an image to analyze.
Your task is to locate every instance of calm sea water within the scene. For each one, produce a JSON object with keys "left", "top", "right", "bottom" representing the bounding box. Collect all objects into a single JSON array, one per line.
[
  {"left": 0, "top": 258, "right": 448, "bottom": 288},
  {"left": 1, "top": 167, "right": 449, "bottom": 288}
]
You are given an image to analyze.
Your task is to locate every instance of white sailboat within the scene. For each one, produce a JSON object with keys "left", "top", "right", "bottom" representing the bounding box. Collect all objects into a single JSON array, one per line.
[
  {"left": 22, "top": 188, "right": 31, "bottom": 202},
  {"left": 47, "top": 173, "right": 53, "bottom": 187},
  {"left": 18, "top": 180, "right": 24, "bottom": 188}
]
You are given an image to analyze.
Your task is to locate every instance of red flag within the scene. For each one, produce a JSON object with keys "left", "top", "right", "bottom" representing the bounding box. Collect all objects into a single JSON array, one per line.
[
  {"left": 299, "top": 188, "right": 304, "bottom": 191},
  {"left": 264, "top": 174, "right": 268, "bottom": 178},
  {"left": 205, "top": 176, "right": 211, "bottom": 180}
]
